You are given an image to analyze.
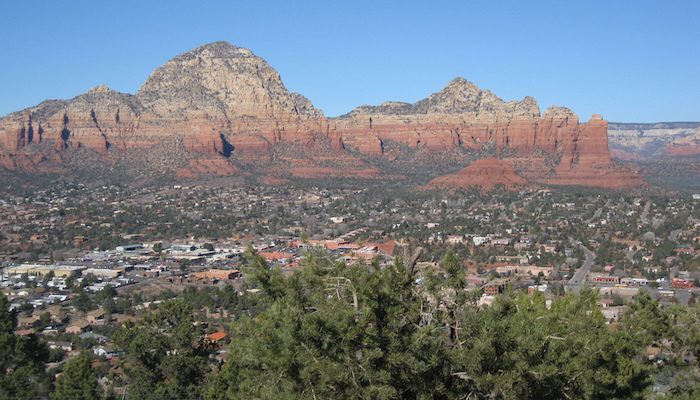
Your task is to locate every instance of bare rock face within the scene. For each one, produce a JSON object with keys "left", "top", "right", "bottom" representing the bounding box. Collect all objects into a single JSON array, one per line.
[
  {"left": 59, "top": 85, "right": 142, "bottom": 152},
  {"left": 546, "top": 115, "right": 644, "bottom": 188},
  {"left": 137, "top": 42, "right": 320, "bottom": 120},
  {"left": 0, "top": 42, "right": 331, "bottom": 174},
  {"left": 332, "top": 79, "right": 549, "bottom": 157},
  {"left": 133, "top": 41, "right": 325, "bottom": 156},
  {"left": 0, "top": 41, "right": 641, "bottom": 188},
  {"left": 332, "top": 81, "right": 641, "bottom": 188},
  {"left": 341, "top": 78, "right": 540, "bottom": 119},
  {"left": 0, "top": 85, "right": 141, "bottom": 158}
]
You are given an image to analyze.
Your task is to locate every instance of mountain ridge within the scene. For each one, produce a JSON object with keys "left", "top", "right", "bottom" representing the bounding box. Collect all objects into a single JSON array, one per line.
[{"left": 0, "top": 41, "right": 643, "bottom": 189}]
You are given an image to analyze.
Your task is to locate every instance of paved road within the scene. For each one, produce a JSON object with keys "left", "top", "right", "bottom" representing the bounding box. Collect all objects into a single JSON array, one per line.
[{"left": 565, "top": 239, "right": 596, "bottom": 293}]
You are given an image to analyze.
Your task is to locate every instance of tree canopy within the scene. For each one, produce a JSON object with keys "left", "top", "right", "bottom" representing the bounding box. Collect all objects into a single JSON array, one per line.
[
  {"left": 207, "top": 251, "right": 654, "bottom": 400},
  {"left": 114, "top": 298, "right": 214, "bottom": 400},
  {"left": 0, "top": 293, "right": 50, "bottom": 399},
  {"left": 1, "top": 251, "right": 698, "bottom": 399},
  {"left": 51, "top": 351, "right": 99, "bottom": 400}
]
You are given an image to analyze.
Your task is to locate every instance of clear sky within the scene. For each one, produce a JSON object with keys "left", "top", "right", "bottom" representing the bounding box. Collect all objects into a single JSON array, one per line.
[{"left": 1, "top": 0, "right": 698, "bottom": 122}]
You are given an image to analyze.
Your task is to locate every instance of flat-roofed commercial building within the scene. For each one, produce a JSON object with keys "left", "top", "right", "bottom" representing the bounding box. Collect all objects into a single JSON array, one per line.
[{"left": 5, "top": 264, "right": 86, "bottom": 278}]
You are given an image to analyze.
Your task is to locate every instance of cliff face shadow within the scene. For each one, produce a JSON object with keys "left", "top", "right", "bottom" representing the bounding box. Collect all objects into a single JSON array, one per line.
[
  {"left": 220, "top": 133, "right": 234, "bottom": 157},
  {"left": 61, "top": 128, "right": 71, "bottom": 142}
]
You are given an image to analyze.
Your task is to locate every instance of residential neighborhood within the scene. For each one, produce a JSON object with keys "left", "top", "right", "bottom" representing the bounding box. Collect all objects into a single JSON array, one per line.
[{"left": 2, "top": 183, "right": 699, "bottom": 381}]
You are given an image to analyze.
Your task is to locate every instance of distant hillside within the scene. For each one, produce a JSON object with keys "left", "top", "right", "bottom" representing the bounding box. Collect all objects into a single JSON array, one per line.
[
  {"left": 606, "top": 121, "right": 700, "bottom": 192},
  {"left": 609, "top": 122, "right": 700, "bottom": 130},
  {"left": 608, "top": 121, "right": 700, "bottom": 160}
]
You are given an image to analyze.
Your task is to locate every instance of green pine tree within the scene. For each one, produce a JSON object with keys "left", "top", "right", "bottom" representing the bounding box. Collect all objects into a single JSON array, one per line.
[
  {"left": 51, "top": 351, "right": 100, "bottom": 400},
  {"left": 0, "top": 293, "right": 50, "bottom": 399}
]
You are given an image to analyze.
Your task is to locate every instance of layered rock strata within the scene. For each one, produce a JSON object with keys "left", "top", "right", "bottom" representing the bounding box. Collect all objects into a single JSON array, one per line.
[{"left": 0, "top": 41, "right": 641, "bottom": 188}]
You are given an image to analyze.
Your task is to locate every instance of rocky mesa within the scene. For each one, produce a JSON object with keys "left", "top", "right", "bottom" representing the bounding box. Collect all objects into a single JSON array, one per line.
[
  {"left": 427, "top": 158, "right": 528, "bottom": 190},
  {"left": 0, "top": 41, "right": 642, "bottom": 189}
]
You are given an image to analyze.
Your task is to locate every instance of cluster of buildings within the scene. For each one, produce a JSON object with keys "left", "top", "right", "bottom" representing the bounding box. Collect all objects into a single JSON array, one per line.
[{"left": 0, "top": 178, "right": 699, "bottom": 373}]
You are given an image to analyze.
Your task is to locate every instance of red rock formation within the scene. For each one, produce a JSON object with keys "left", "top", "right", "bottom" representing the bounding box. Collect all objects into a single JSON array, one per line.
[
  {"left": 0, "top": 149, "right": 63, "bottom": 173},
  {"left": 666, "top": 144, "right": 700, "bottom": 156},
  {"left": 545, "top": 115, "right": 644, "bottom": 188},
  {"left": 427, "top": 158, "right": 528, "bottom": 190},
  {"left": 334, "top": 95, "right": 642, "bottom": 188},
  {"left": 0, "top": 42, "right": 642, "bottom": 188},
  {"left": 227, "top": 134, "right": 272, "bottom": 161}
]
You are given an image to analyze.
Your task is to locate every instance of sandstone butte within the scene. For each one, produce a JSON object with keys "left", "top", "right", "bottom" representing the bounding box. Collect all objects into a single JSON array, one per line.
[
  {"left": 427, "top": 158, "right": 528, "bottom": 190},
  {"left": 0, "top": 41, "right": 643, "bottom": 189}
]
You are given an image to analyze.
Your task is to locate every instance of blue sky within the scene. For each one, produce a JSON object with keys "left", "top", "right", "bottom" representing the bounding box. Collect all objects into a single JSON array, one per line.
[{"left": 1, "top": 0, "right": 698, "bottom": 122}]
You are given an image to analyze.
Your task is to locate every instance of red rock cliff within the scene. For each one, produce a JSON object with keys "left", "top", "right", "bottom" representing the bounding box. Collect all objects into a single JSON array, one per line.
[{"left": 0, "top": 42, "right": 641, "bottom": 188}]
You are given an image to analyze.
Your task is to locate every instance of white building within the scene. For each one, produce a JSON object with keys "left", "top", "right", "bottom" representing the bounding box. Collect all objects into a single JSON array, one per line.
[
  {"left": 472, "top": 236, "right": 488, "bottom": 246},
  {"left": 446, "top": 235, "right": 465, "bottom": 244}
]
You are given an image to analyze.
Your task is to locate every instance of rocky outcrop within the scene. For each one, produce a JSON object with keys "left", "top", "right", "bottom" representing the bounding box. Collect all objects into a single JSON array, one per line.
[
  {"left": 340, "top": 78, "right": 541, "bottom": 119},
  {"left": 133, "top": 41, "right": 325, "bottom": 154},
  {"left": 333, "top": 82, "right": 641, "bottom": 188},
  {"left": 0, "top": 42, "right": 328, "bottom": 170},
  {"left": 0, "top": 41, "right": 641, "bottom": 188},
  {"left": 427, "top": 158, "right": 528, "bottom": 190}
]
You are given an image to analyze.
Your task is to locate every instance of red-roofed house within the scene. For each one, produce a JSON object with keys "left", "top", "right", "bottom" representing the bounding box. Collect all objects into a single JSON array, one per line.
[{"left": 205, "top": 331, "right": 228, "bottom": 343}]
